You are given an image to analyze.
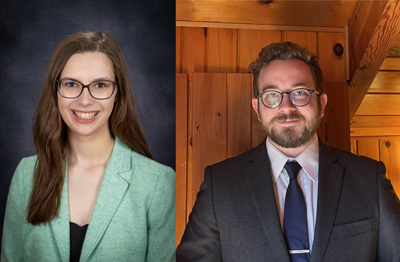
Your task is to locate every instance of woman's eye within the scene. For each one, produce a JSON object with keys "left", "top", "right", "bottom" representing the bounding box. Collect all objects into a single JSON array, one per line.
[
  {"left": 65, "top": 82, "right": 77, "bottom": 87},
  {"left": 95, "top": 82, "right": 106, "bottom": 88}
]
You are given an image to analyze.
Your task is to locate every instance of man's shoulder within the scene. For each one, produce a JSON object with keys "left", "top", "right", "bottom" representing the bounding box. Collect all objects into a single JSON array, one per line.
[
  {"left": 328, "top": 144, "right": 379, "bottom": 163},
  {"left": 321, "top": 142, "right": 383, "bottom": 172}
]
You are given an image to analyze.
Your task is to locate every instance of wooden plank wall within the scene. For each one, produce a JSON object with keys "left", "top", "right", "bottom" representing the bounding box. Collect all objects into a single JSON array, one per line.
[
  {"left": 351, "top": 137, "right": 400, "bottom": 197},
  {"left": 350, "top": 55, "right": 400, "bottom": 198},
  {"left": 176, "top": 26, "right": 350, "bottom": 244}
]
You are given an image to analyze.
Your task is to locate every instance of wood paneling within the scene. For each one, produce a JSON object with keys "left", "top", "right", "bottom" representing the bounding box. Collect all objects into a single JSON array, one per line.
[
  {"left": 357, "top": 139, "right": 379, "bottom": 161},
  {"left": 283, "top": 31, "right": 317, "bottom": 54},
  {"left": 251, "top": 76, "right": 266, "bottom": 148},
  {"left": 351, "top": 137, "right": 400, "bottom": 197},
  {"left": 206, "top": 28, "right": 238, "bottom": 73},
  {"left": 176, "top": 26, "right": 182, "bottom": 73},
  {"left": 319, "top": 82, "right": 351, "bottom": 151},
  {"left": 237, "top": 29, "right": 281, "bottom": 73},
  {"left": 177, "top": 21, "right": 344, "bottom": 33},
  {"left": 369, "top": 71, "right": 400, "bottom": 93},
  {"left": 351, "top": 116, "right": 400, "bottom": 137},
  {"left": 176, "top": 1, "right": 357, "bottom": 28},
  {"left": 182, "top": 27, "right": 206, "bottom": 80},
  {"left": 379, "top": 138, "right": 400, "bottom": 196},
  {"left": 186, "top": 80, "right": 193, "bottom": 216},
  {"left": 388, "top": 32, "right": 400, "bottom": 56},
  {"left": 176, "top": 73, "right": 188, "bottom": 246},
  {"left": 351, "top": 127, "right": 400, "bottom": 137},
  {"left": 192, "top": 73, "right": 227, "bottom": 201},
  {"left": 355, "top": 94, "right": 400, "bottom": 116},
  {"left": 351, "top": 116, "right": 400, "bottom": 127},
  {"left": 351, "top": 139, "right": 357, "bottom": 155},
  {"left": 251, "top": 105, "right": 265, "bottom": 148},
  {"left": 318, "top": 32, "right": 346, "bottom": 82},
  {"left": 380, "top": 57, "right": 400, "bottom": 70},
  {"left": 227, "top": 74, "right": 252, "bottom": 158}
]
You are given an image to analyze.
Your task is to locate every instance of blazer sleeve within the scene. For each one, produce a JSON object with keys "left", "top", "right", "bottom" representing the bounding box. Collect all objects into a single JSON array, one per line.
[
  {"left": 176, "top": 165, "right": 222, "bottom": 262},
  {"left": 146, "top": 166, "right": 176, "bottom": 262},
  {"left": 1, "top": 158, "right": 29, "bottom": 262},
  {"left": 377, "top": 161, "right": 400, "bottom": 261}
]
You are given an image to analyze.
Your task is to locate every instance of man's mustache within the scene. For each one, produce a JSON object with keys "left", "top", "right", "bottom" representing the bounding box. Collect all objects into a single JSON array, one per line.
[{"left": 271, "top": 112, "right": 305, "bottom": 123}]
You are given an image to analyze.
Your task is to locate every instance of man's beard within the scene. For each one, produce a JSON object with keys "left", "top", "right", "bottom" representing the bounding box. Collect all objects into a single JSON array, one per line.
[{"left": 260, "top": 104, "right": 322, "bottom": 148}]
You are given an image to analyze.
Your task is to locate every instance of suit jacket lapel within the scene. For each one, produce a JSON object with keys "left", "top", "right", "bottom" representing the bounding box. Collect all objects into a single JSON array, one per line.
[
  {"left": 50, "top": 171, "right": 70, "bottom": 262},
  {"left": 310, "top": 141, "right": 344, "bottom": 262},
  {"left": 80, "top": 138, "right": 130, "bottom": 262},
  {"left": 245, "top": 141, "right": 291, "bottom": 262}
]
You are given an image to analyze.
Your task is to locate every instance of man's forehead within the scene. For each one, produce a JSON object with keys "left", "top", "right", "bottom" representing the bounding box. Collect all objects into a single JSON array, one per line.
[{"left": 257, "top": 59, "right": 314, "bottom": 89}]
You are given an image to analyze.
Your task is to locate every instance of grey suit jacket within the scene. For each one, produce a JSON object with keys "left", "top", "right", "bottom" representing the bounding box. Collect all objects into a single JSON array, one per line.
[{"left": 176, "top": 139, "right": 400, "bottom": 262}]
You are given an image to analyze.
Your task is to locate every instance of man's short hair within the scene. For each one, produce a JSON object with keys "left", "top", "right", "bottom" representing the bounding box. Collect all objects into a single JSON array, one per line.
[{"left": 248, "top": 42, "right": 324, "bottom": 98}]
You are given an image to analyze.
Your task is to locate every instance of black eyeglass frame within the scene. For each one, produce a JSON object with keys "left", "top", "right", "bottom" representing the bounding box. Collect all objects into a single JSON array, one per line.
[
  {"left": 257, "top": 88, "right": 320, "bottom": 109},
  {"left": 56, "top": 79, "right": 117, "bottom": 100}
]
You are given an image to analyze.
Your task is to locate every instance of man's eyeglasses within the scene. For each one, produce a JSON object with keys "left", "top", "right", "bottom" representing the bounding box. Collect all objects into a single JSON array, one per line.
[
  {"left": 257, "top": 88, "right": 320, "bottom": 109},
  {"left": 57, "top": 79, "right": 117, "bottom": 100}
]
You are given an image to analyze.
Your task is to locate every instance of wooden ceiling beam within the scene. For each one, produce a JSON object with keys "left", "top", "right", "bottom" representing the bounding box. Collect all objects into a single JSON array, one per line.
[
  {"left": 176, "top": 1, "right": 357, "bottom": 28},
  {"left": 348, "top": 0, "right": 400, "bottom": 121}
]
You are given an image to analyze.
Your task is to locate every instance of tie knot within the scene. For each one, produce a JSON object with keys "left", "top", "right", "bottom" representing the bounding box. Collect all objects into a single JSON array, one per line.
[{"left": 284, "top": 161, "right": 302, "bottom": 180}]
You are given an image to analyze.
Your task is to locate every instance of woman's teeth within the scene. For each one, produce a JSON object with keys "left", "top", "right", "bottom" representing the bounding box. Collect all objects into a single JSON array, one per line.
[{"left": 74, "top": 111, "right": 97, "bottom": 119}]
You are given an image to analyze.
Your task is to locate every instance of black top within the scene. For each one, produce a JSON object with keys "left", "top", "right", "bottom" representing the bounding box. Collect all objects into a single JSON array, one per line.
[{"left": 70, "top": 222, "right": 88, "bottom": 262}]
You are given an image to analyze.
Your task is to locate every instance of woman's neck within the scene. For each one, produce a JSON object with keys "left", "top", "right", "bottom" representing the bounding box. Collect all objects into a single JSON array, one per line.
[{"left": 66, "top": 130, "right": 115, "bottom": 168}]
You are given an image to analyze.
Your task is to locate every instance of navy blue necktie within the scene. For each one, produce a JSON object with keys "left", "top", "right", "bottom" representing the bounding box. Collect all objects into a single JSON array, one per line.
[{"left": 284, "top": 161, "right": 310, "bottom": 262}]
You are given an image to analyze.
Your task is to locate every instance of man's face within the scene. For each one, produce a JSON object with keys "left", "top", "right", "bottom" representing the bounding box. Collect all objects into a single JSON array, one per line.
[{"left": 251, "top": 59, "right": 327, "bottom": 148}]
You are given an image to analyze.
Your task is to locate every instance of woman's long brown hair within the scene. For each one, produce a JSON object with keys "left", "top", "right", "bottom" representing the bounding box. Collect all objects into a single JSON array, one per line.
[{"left": 28, "top": 31, "right": 152, "bottom": 225}]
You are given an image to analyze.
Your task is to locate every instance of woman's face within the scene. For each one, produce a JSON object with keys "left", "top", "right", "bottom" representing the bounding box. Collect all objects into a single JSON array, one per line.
[{"left": 57, "top": 52, "right": 117, "bottom": 140}]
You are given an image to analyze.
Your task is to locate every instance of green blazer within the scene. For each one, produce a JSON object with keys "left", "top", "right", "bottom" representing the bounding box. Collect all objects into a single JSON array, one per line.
[{"left": 1, "top": 138, "right": 175, "bottom": 262}]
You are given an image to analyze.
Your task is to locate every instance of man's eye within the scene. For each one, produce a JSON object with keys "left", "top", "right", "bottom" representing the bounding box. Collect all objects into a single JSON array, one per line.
[
  {"left": 266, "top": 92, "right": 279, "bottom": 99},
  {"left": 293, "top": 90, "right": 305, "bottom": 96}
]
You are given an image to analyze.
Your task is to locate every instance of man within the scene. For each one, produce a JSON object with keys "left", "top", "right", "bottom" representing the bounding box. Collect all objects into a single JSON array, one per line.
[{"left": 176, "top": 42, "right": 400, "bottom": 262}]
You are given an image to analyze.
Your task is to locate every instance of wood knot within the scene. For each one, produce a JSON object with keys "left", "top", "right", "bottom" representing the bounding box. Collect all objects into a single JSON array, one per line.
[
  {"left": 333, "top": 43, "right": 344, "bottom": 56},
  {"left": 258, "top": 0, "right": 273, "bottom": 4}
]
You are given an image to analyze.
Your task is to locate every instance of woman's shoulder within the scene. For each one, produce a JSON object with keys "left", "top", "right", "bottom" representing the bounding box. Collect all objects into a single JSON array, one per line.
[
  {"left": 130, "top": 150, "right": 175, "bottom": 178},
  {"left": 7, "top": 156, "right": 37, "bottom": 203},
  {"left": 13, "top": 156, "right": 37, "bottom": 182}
]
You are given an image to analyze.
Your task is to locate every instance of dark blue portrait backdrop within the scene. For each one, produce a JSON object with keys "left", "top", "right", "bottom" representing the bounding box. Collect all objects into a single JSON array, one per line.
[{"left": 0, "top": 0, "right": 175, "bottom": 247}]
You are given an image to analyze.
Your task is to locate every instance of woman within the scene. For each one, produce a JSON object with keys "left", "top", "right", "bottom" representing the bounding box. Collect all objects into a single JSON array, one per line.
[{"left": 1, "top": 31, "right": 175, "bottom": 262}]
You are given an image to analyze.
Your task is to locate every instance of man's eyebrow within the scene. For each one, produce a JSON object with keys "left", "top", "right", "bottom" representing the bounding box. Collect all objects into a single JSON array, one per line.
[
  {"left": 292, "top": 83, "right": 311, "bottom": 88},
  {"left": 259, "top": 83, "right": 311, "bottom": 93},
  {"left": 260, "top": 85, "right": 278, "bottom": 93}
]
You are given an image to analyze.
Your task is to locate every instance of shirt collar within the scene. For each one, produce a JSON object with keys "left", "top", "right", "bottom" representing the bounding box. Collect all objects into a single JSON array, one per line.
[{"left": 266, "top": 135, "right": 319, "bottom": 183}]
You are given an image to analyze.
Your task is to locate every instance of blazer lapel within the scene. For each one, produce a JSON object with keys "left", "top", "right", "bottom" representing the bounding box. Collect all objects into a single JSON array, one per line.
[
  {"left": 79, "top": 138, "right": 130, "bottom": 262},
  {"left": 50, "top": 172, "right": 70, "bottom": 262},
  {"left": 245, "top": 141, "right": 291, "bottom": 262},
  {"left": 310, "top": 141, "right": 344, "bottom": 262}
]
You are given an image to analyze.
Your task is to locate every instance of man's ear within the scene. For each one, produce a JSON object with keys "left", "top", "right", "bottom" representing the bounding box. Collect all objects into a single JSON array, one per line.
[
  {"left": 252, "top": 98, "right": 260, "bottom": 120},
  {"left": 319, "top": 93, "right": 328, "bottom": 118}
]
